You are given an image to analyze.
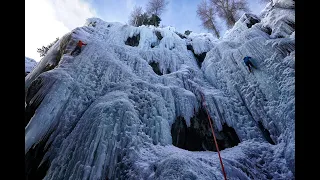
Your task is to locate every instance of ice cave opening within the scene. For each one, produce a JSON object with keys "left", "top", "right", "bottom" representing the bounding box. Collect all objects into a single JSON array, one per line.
[
  {"left": 171, "top": 106, "right": 240, "bottom": 152},
  {"left": 125, "top": 34, "right": 140, "bottom": 47},
  {"left": 186, "top": 45, "right": 207, "bottom": 68}
]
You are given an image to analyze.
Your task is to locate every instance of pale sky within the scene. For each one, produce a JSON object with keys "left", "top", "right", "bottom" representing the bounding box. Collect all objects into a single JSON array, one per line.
[{"left": 25, "top": 0, "right": 267, "bottom": 62}]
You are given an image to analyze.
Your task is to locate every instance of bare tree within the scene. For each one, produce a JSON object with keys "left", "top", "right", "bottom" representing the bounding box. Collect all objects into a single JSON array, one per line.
[
  {"left": 197, "top": 0, "right": 220, "bottom": 38},
  {"left": 146, "top": 0, "right": 169, "bottom": 16},
  {"left": 210, "top": 0, "right": 249, "bottom": 27},
  {"left": 129, "top": 6, "right": 143, "bottom": 26}
]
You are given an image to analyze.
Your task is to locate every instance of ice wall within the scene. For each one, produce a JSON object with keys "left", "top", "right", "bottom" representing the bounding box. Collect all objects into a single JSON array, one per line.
[{"left": 25, "top": 1, "right": 295, "bottom": 179}]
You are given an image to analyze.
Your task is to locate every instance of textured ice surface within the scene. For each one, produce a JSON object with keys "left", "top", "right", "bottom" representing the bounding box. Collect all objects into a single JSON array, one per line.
[{"left": 25, "top": 1, "right": 295, "bottom": 179}]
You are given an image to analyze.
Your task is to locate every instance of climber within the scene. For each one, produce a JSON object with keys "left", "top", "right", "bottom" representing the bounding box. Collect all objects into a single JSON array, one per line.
[
  {"left": 70, "top": 40, "right": 87, "bottom": 56},
  {"left": 243, "top": 56, "right": 256, "bottom": 73}
]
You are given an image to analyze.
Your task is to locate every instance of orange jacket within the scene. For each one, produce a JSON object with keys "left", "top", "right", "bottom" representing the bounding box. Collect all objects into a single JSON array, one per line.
[{"left": 77, "top": 41, "right": 87, "bottom": 47}]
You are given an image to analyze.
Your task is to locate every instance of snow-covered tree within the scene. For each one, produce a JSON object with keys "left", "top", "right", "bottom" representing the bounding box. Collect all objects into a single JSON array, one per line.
[
  {"left": 129, "top": 0, "right": 167, "bottom": 27},
  {"left": 197, "top": 0, "right": 220, "bottom": 38},
  {"left": 129, "top": 7, "right": 161, "bottom": 27},
  {"left": 138, "top": 13, "right": 150, "bottom": 26},
  {"left": 148, "top": 14, "right": 161, "bottom": 27},
  {"left": 146, "top": 0, "right": 168, "bottom": 27}
]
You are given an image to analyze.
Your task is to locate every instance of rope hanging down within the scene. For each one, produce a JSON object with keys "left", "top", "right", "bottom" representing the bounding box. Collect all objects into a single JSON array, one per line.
[{"left": 200, "top": 92, "right": 227, "bottom": 180}]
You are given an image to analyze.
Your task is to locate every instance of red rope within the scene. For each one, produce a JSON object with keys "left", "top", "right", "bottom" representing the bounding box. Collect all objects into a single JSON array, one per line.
[{"left": 200, "top": 92, "right": 227, "bottom": 180}]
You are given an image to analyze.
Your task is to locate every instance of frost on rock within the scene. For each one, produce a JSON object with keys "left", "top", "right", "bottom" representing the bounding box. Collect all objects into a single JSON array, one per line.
[
  {"left": 25, "top": 2, "right": 294, "bottom": 179},
  {"left": 25, "top": 57, "right": 37, "bottom": 76}
]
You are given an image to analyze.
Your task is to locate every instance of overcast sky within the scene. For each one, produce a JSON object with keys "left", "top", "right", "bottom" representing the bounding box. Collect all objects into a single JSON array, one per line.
[{"left": 25, "top": 0, "right": 267, "bottom": 62}]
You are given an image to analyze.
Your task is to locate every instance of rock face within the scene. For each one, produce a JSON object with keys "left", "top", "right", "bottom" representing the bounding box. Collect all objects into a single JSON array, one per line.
[
  {"left": 25, "top": 57, "right": 37, "bottom": 76},
  {"left": 25, "top": 0, "right": 295, "bottom": 179}
]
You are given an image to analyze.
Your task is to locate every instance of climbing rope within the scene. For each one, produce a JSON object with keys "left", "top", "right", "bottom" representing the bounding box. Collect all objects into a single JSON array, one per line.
[{"left": 200, "top": 92, "right": 227, "bottom": 180}]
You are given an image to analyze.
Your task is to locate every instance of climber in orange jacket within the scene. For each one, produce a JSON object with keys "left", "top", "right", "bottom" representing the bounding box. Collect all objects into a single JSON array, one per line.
[{"left": 71, "top": 40, "right": 87, "bottom": 56}]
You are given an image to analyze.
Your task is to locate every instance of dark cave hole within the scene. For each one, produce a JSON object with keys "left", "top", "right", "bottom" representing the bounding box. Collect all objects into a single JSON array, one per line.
[
  {"left": 246, "top": 15, "right": 260, "bottom": 28},
  {"left": 285, "top": 20, "right": 295, "bottom": 30},
  {"left": 261, "top": 26, "right": 272, "bottom": 35},
  {"left": 166, "top": 68, "right": 171, "bottom": 74},
  {"left": 155, "top": 31, "right": 163, "bottom": 41},
  {"left": 186, "top": 44, "right": 193, "bottom": 51},
  {"left": 91, "top": 21, "right": 97, "bottom": 27},
  {"left": 149, "top": 61, "right": 163, "bottom": 75},
  {"left": 186, "top": 45, "right": 207, "bottom": 68},
  {"left": 150, "top": 31, "right": 162, "bottom": 48},
  {"left": 151, "top": 41, "right": 160, "bottom": 48},
  {"left": 171, "top": 107, "right": 240, "bottom": 152},
  {"left": 125, "top": 34, "right": 140, "bottom": 47},
  {"left": 257, "top": 121, "right": 275, "bottom": 145},
  {"left": 194, "top": 52, "right": 207, "bottom": 68},
  {"left": 221, "top": 123, "right": 241, "bottom": 147},
  {"left": 276, "top": 35, "right": 284, "bottom": 38}
]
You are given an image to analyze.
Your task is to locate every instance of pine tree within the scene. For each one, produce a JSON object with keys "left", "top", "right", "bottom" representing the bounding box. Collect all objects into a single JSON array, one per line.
[
  {"left": 37, "top": 37, "right": 59, "bottom": 57},
  {"left": 148, "top": 14, "right": 161, "bottom": 27}
]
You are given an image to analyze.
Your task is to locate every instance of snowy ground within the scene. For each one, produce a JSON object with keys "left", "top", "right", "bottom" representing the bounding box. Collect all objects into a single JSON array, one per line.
[{"left": 25, "top": 0, "right": 295, "bottom": 179}]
